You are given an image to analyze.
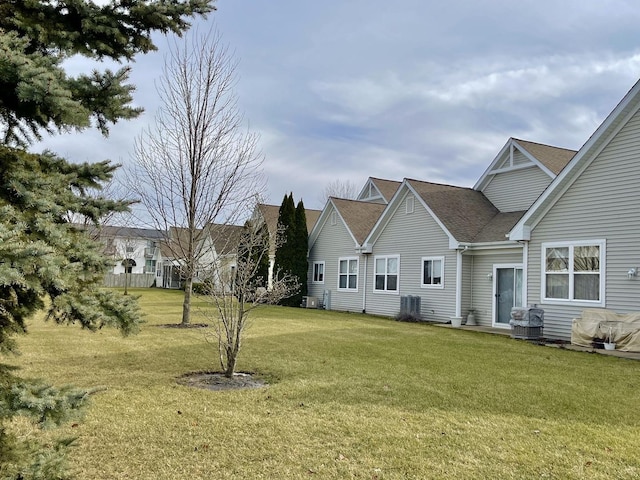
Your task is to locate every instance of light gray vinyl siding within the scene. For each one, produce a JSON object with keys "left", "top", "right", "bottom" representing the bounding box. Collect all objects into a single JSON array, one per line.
[
  {"left": 307, "top": 206, "right": 362, "bottom": 313},
  {"left": 366, "top": 193, "right": 456, "bottom": 322},
  {"left": 461, "top": 256, "right": 472, "bottom": 321},
  {"left": 512, "top": 149, "right": 529, "bottom": 166},
  {"left": 467, "top": 250, "right": 523, "bottom": 327},
  {"left": 528, "top": 108, "right": 640, "bottom": 340},
  {"left": 483, "top": 167, "right": 553, "bottom": 212}
]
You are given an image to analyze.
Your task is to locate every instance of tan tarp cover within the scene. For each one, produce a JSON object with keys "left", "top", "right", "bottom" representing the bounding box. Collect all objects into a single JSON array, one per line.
[{"left": 571, "top": 308, "right": 640, "bottom": 352}]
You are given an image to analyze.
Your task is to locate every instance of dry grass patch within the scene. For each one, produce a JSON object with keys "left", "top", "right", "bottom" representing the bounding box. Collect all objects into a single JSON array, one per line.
[{"left": 11, "top": 288, "right": 640, "bottom": 479}]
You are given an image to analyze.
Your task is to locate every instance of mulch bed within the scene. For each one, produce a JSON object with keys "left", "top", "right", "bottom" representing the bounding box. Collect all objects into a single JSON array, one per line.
[{"left": 176, "top": 371, "right": 267, "bottom": 391}]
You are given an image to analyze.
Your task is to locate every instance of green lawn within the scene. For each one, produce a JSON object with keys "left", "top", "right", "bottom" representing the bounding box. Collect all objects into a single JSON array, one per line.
[{"left": 12, "top": 288, "right": 640, "bottom": 479}]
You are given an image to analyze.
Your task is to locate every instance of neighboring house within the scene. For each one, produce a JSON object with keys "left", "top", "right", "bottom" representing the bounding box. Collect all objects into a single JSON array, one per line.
[
  {"left": 206, "top": 223, "right": 246, "bottom": 292},
  {"left": 252, "top": 203, "right": 321, "bottom": 287},
  {"left": 95, "top": 225, "right": 165, "bottom": 288},
  {"left": 159, "top": 226, "right": 206, "bottom": 289},
  {"left": 159, "top": 223, "right": 246, "bottom": 290}
]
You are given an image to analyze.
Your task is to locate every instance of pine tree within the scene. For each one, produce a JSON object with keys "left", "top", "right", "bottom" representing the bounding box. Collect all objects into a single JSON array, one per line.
[
  {"left": 274, "top": 193, "right": 295, "bottom": 278},
  {"left": 0, "top": 1, "right": 214, "bottom": 478},
  {"left": 274, "top": 194, "right": 309, "bottom": 307},
  {"left": 291, "top": 199, "right": 309, "bottom": 307},
  {"left": 274, "top": 193, "right": 296, "bottom": 305},
  {"left": 0, "top": 0, "right": 213, "bottom": 147}
]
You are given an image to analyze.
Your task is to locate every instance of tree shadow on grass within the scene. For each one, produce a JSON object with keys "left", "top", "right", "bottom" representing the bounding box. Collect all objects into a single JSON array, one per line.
[{"left": 156, "top": 323, "right": 209, "bottom": 329}]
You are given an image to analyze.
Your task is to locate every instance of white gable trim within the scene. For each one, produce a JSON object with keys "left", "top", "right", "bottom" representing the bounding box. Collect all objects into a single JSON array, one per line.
[
  {"left": 356, "top": 178, "right": 384, "bottom": 202},
  {"left": 509, "top": 79, "right": 640, "bottom": 241},
  {"left": 511, "top": 139, "right": 556, "bottom": 178},
  {"left": 363, "top": 180, "right": 459, "bottom": 251},
  {"left": 474, "top": 138, "right": 555, "bottom": 191},
  {"left": 308, "top": 197, "right": 331, "bottom": 248},
  {"left": 308, "top": 199, "right": 360, "bottom": 252}
]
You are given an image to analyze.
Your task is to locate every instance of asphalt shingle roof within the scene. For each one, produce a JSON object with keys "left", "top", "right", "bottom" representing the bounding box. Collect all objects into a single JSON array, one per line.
[
  {"left": 257, "top": 203, "right": 321, "bottom": 237},
  {"left": 206, "top": 223, "right": 245, "bottom": 255},
  {"left": 407, "top": 179, "right": 500, "bottom": 243},
  {"left": 514, "top": 138, "right": 577, "bottom": 175},
  {"left": 369, "top": 178, "right": 402, "bottom": 202},
  {"left": 471, "top": 211, "right": 527, "bottom": 243},
  {"left": 331, "top": 197, "right": 387, "bottom": 245}
]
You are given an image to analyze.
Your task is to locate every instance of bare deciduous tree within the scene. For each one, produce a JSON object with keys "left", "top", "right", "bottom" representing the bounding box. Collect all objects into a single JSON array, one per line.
[
  {"left": 318, "top": 178, "right": 359, "bottom": 204},
  {"left": 202, "top": 220, "right": 299, "bottom": 377},
  {"left": 129, "top": 26, "right": 264, "bottom": 325}
]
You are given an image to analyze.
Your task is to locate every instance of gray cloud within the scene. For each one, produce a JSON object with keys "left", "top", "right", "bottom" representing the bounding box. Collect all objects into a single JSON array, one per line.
[{"left": 34, "top": 0, "right": 640, "bottom": 211}]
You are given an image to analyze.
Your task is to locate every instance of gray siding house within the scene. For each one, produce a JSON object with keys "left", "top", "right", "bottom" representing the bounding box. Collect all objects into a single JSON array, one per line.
[
  {"left": 308, "top": 140, "right": 576, "bottom": 335},
  {"left": 308, "top": 79, "right": 640, "bottom": 341},
  {"left": 510, "top": 78, "right": 640, "bottom": 340}
]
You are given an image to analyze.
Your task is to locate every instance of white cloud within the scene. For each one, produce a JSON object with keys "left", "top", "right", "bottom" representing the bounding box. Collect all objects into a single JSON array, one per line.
[{"left": 30, "top": 1, "right": 640, "bottom": 214}]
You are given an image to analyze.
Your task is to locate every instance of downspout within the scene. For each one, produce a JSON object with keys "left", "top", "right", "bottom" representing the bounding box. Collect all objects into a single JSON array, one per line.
[
  {"left": 455, "top": 248, "right": 463, "bottom": 319},
  {"left": 362, "top": 254, "right": 368, "bottom": 313},
  {"left": 522, "top": 241, "right": 529, "bottom": 307},
  {"left": 470, "top": 254, "right": 474, "bottom": 308}
]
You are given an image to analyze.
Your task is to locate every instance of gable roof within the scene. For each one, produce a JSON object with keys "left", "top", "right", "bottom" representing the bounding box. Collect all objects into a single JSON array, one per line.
[
  {"left": 87, "top": 225, "right": 165, "bottom": 241},
  {"left": 331, "top": 198, "right": 387, "bottom": 245},
  {"left": 357, "top": 177, "right": 402, "bottom": 203},
  {"left": 205, "top": 223, "right": 245, "bottom": 255},
  {"left": 160, "top": 226, "right": 199, "bottom": 259},
  {"left": 305, "top": 208, "right": 322, "bottom": 233},
  {"left": 474, "top": 137, "right": 576, "bottom": 191},
  {"left": 308, "top": 197, "right": 386, "bottom": 249},
  {"left": 365, "top": 178, "right": 522, "bottom": 249},
  {"left": 510, "top": 78, "right": 640, "bottom": 240},
  {"left": 256, "top": 203, "right": 321, "bottom": 238},
  {"left": 369, "top": 177, "right": 402, "bottom": 202},
  {"left": 513, "top": 138, "right": 577, "bottom": 175},
  {"left": 407, "top": 179, "right": 500, "bottom": 243}
]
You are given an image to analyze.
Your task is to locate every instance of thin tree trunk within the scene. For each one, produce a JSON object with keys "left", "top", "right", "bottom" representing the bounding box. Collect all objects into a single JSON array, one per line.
[
  {"left": 182, "top": 276, "right": 192, "bottom": 325},
  {"left": 224, "top": 348, "right": 236, "bottom": 378}
]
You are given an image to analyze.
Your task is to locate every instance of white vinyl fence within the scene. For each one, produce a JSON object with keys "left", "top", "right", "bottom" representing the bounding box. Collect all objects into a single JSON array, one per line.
[{"left": 104, "top": 273, "right": 156, "bottom": 288}]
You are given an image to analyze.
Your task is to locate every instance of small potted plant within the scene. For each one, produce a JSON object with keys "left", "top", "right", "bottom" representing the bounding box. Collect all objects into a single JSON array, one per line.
[{"left": 603, "top": 326, "right": 616, "bottom": 350}]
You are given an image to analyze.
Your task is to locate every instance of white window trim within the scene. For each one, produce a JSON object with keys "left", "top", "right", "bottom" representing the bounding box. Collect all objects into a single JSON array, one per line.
[
  {"left": 373, "top": 254, "right": 400, "bottom": 294},
  {"left": 541, "top": 239, "right": 606, "bottom": 307},
  {"left": 312, "top": 261, "right": 325, "bottom": 284},
  {"left": 421, "top": 256, "right": 445, "bottom": 289},
  {"left": 330, "top": 211, "right": 337, "bottom": 225},
  {"left": 338, "top": 257, "right": 358, "bottom": 292}
]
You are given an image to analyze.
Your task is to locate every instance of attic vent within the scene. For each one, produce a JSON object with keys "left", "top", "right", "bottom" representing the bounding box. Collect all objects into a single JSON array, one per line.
[
  {"left": 400, "top": 295, "right": 421, "bottom": 317},
  {"left": 406, "top": 195, "right": 415, "bottom": 214}
]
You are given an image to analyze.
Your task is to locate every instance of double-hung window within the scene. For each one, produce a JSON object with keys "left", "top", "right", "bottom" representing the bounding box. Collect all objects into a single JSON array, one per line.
[
  {"left": 312, "top": 261, "right": 325, "bottom": 284},
  {"left": 421, "top": 256, "right": 444, "bottom": 288},
  {"left": 374, "top": 255, "right": 399, "bottom": 292},
  {"left": 542, "top": 240, "right": 605, "bottom": 304},
  {"left": 338, "top": 257, "right": 358, "bottom": 291}
]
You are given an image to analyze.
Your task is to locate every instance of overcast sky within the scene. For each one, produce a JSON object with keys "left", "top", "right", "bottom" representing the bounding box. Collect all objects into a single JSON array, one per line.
[{"left": 35, "top": 0, "right": 640, "bottom": 211}]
